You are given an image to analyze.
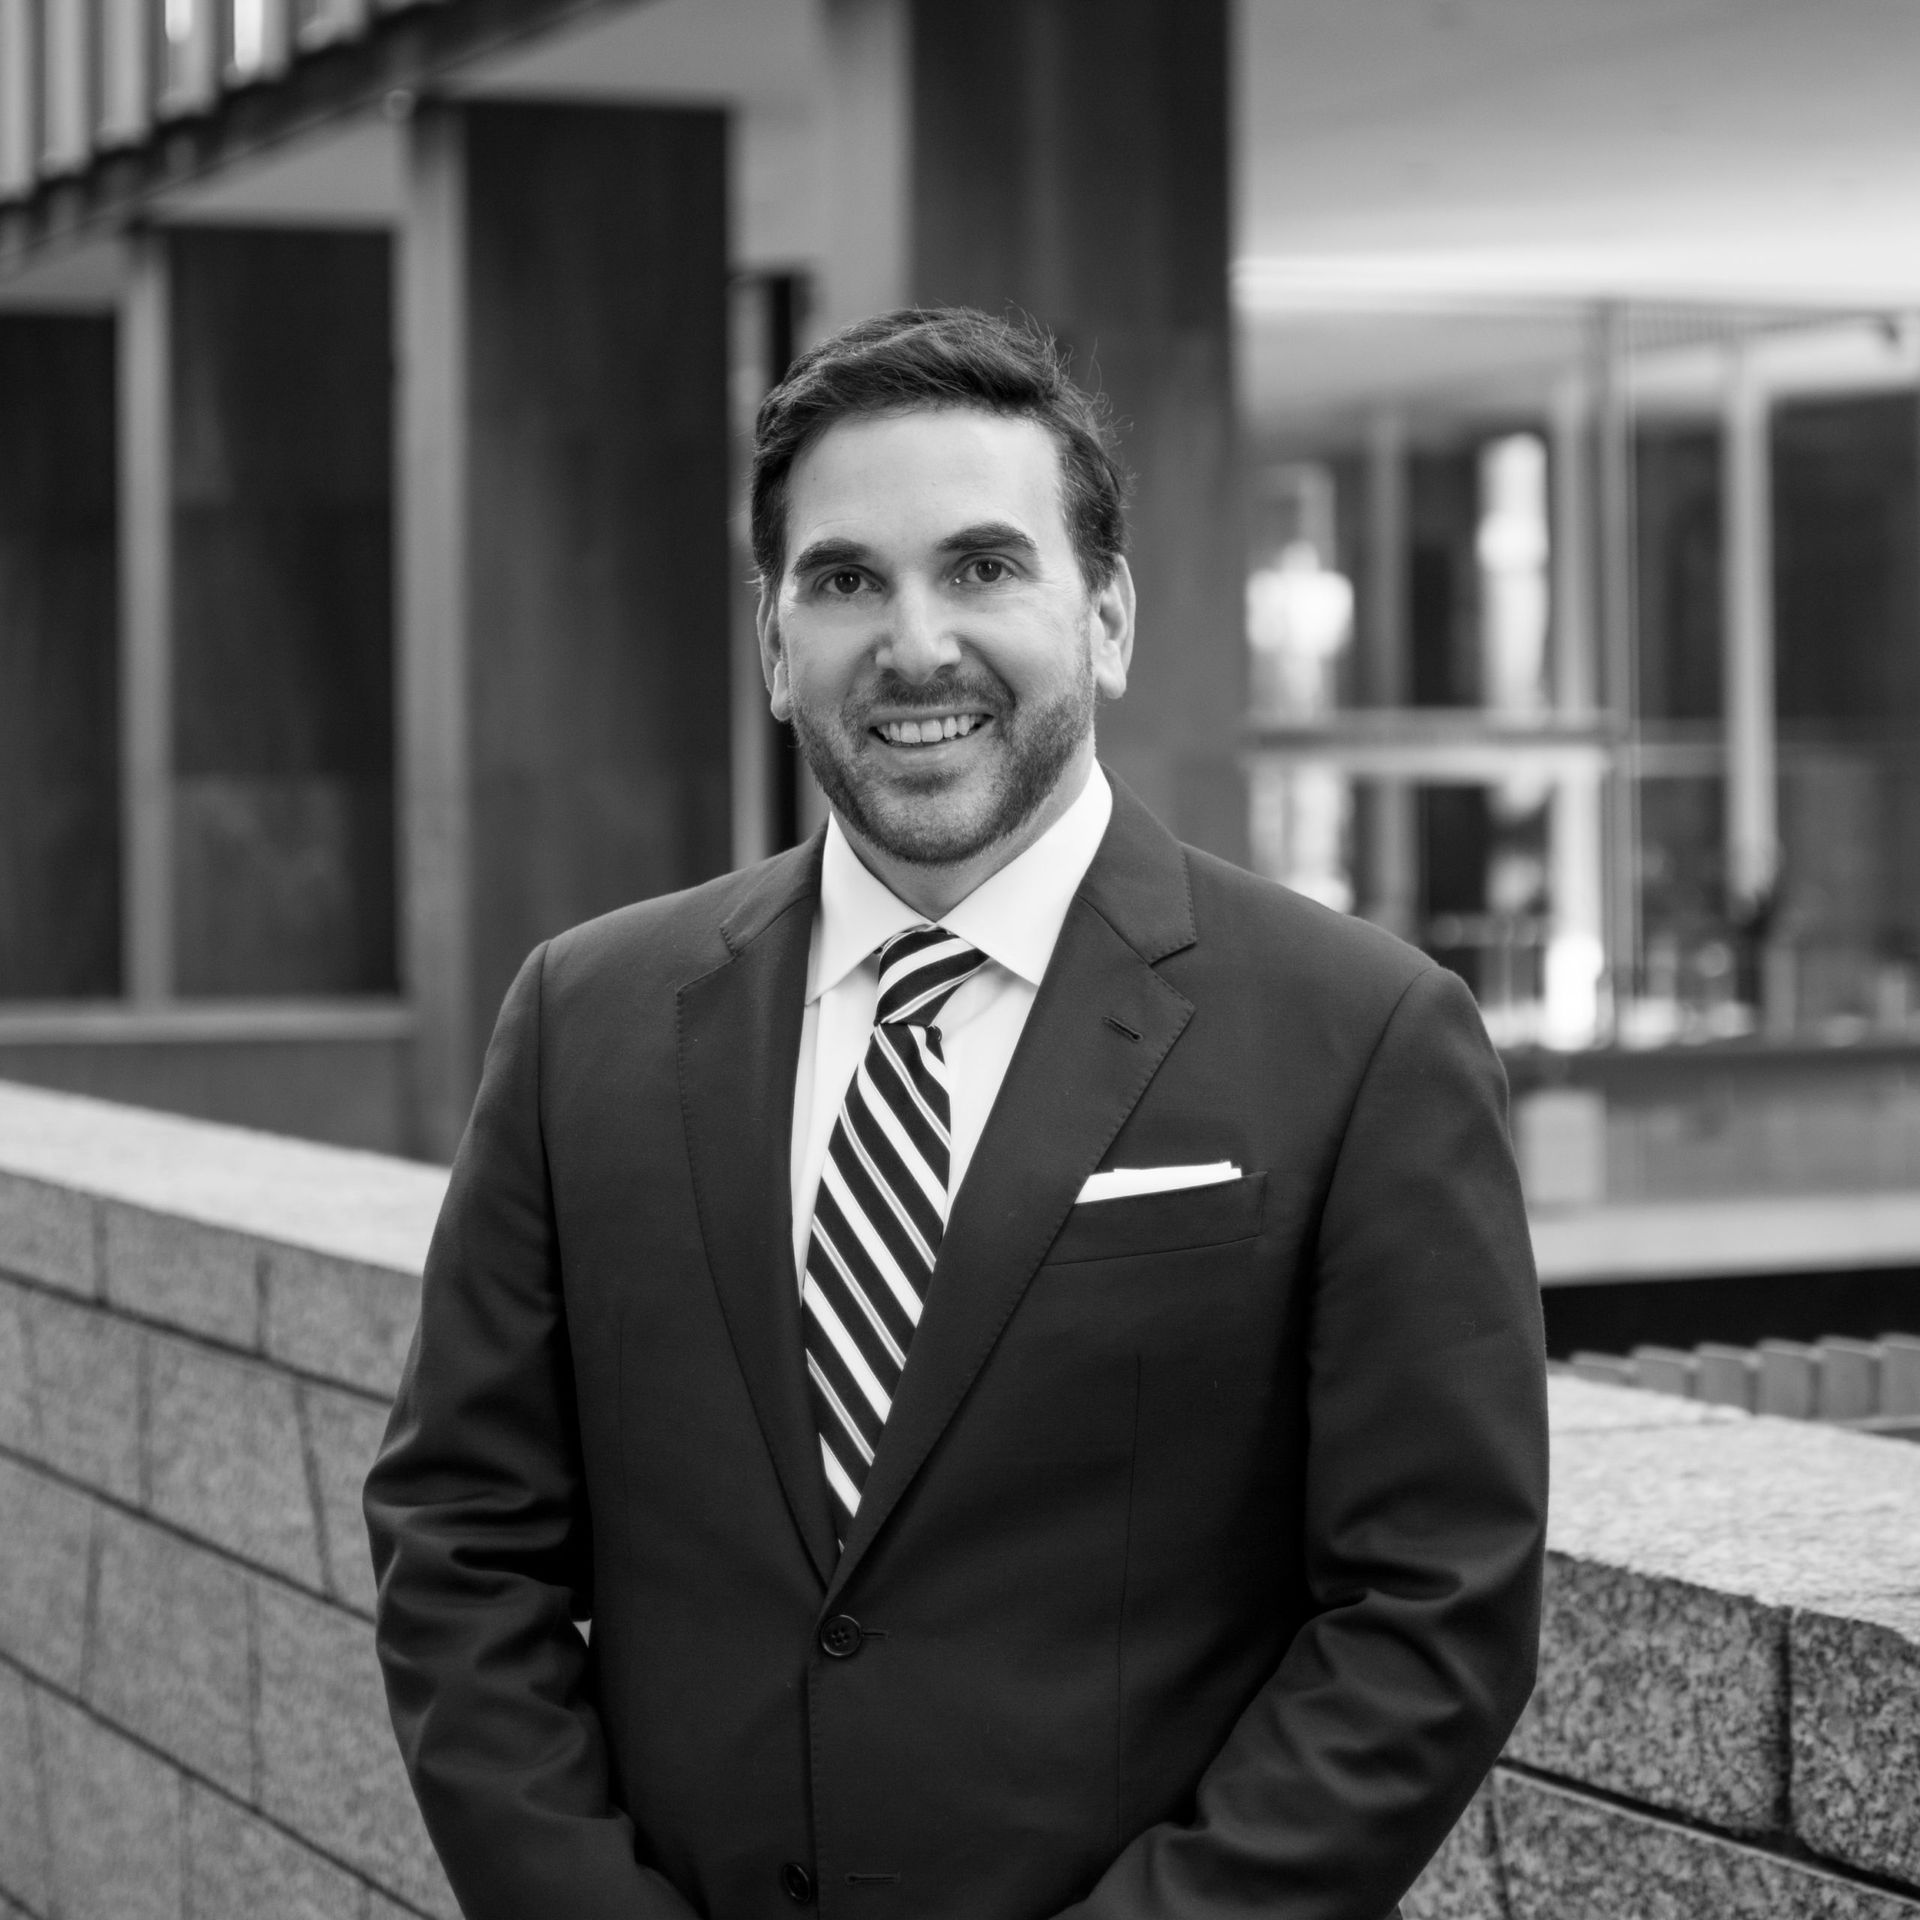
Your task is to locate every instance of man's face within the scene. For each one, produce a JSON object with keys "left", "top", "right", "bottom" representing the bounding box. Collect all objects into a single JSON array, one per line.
[{"left": 758, "top": 408, "right": 1132, "bottom": 874}]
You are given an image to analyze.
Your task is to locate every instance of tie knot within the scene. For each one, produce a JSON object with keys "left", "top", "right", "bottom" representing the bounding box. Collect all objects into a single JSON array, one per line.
[{"left": 875, "top": 925, "right": 986, "bottom": 1028}]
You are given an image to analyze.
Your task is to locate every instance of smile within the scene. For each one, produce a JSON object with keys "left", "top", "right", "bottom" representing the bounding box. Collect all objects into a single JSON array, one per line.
[{"left": 873, "top": 712, "right": 991, "bottom": 746}]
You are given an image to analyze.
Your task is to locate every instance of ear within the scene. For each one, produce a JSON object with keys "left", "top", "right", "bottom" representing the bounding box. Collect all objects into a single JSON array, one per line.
[
  {"left": 756, "top": 583, "right": 792, "bottom": 722},
  {"left": 1089, "top": 557, "right": 1135, "bottom": 701}
]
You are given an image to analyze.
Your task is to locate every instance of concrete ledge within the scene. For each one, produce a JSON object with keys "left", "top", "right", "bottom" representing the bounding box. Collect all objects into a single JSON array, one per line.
[
  {"left": 0, "top": 1081, "right": 443, "bottom": 1279},
  {"left": 1531, "top": 1189, "right": 1920, "bottom": 1285}
]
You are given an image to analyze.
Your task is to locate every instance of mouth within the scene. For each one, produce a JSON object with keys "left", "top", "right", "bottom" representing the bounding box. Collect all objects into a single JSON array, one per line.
[{"left": 870, "top": 711, "right": 993, "bottom": 748}]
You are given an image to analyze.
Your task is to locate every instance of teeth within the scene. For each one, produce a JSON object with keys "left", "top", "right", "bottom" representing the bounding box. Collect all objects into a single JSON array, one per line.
[{"left": 880, "top": 713, "right": 983, "bottom": 745}]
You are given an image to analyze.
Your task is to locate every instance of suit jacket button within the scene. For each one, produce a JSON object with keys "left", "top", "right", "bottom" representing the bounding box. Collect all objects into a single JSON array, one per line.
[
  {"left": 781, "top": 1863, "right": 815, "bottom": 1904},
  {"left": 819, "top": 1614, "right": 864, "bottom": 1658}
]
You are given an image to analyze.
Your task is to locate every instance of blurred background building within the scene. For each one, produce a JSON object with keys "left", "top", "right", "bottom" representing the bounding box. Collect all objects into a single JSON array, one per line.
[{"left": 4, "top": 0, "right": 1920, "bottom": 1346}]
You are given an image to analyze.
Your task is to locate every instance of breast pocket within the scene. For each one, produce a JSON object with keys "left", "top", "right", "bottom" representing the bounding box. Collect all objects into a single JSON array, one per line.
[{"left": 1044, "top": 1171, "right": 1268, "bottom": 1266}]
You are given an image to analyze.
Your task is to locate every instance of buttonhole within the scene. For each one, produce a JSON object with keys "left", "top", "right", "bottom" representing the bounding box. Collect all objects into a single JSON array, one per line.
[
  {"left": 1102, "top": 1014, "right": 1141, "bottom": 1041},
  {"left": 847, "top": 1875, "right": 901, "bottom": 1887}
]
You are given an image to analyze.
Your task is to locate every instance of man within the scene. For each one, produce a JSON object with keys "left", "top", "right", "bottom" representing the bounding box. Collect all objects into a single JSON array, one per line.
[{"left": 366, "top": 308, "right": 1547, "bottom": 1920}]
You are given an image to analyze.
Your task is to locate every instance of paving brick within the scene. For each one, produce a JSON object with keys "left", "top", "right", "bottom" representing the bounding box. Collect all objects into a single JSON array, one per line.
[
  {"left": 185, "top": 1785, "right": 368, "bottom": 1920},
  {"left": 301, "top": 1384, "right": 390, "bottom": 1615},
  {"left": 1759, "top": 1340, "right": 1820, "bottom": 1418},
  {"left": 1696, "top": 1343, "right": 1758, "bottom": 1410},
  {"left": 1791, "top": 1601, "right": 1920, "bottom": 1889},
  {"left": 38, "top": 1692, "right": 185, "bottom": 1920},
  {"left": 86, "top": 1510, "right": 254, "bottom": 1798},
  {"left": 1818, "top": 1339, "right": 1882, "bottom": 1421},
  {"left": 100, "top": 1203, "right": 261, "bottom": 1350},
  {"left": 0, "top": 1457, "right": 94, "bottom": 1690},
  {"left": 263, "top": 1248, "right": 420, "bottom": 1400},
  {"left": 0, "top": 1666, "right": 52, "bottom": 1916},
  {"left": 1496, "top": 1770, "right": 1920, "bottom": 1920},
  {"left": 1402, "top": 1775, "right": 1503, "bottom": 1920},
  {"left": 1881, "top": 1335, "right": 1920, "bottom": 1417},
  {"left": 21, "top": 1293, "right": 142, "bottom": 1503},
  {"left": 254, "top": 1584, "right": 457, "bottom": 1919},
  {"left": 145, "top": 1336, "right": 324, "bottom": 1589},
  {"left": 0, "top": 1280, "right": 39, "bottom": 1456},
  {"left": 1509, "top": 1551, "right": 1787, "bottom": 1836},
  {"left": 0, "top": 1173, "right": 96, "bottom": 1297}
]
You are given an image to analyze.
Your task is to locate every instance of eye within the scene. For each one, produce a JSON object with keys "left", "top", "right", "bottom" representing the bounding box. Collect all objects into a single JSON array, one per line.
[
  {"left": 820, "top": 568, "right": 867, "bottom": 597},
  {"left": 960, "top": 556, "right": 1013, "bottom": 586}
]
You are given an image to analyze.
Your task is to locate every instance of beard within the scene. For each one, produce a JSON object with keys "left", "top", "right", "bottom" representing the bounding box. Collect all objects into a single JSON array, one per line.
[{"left": 788, "top": 653, "right": 1096, "bottom": 869}]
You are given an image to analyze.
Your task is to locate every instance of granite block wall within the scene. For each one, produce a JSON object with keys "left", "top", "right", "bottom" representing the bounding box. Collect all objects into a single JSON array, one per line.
[
  {"left": 3, "top": 1080, "right": 1919, "bottom": 1920},
  {"left": 0, "top": 1082, "right": 452, "bottom": 1919},
  {"left": 1405, "top": 1378, "right": 1920, "bottom": 1918}
]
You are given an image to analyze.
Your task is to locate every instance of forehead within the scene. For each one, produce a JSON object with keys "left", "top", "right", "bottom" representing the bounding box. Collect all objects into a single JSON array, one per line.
[{"left": 784, "top": 408, "right": 1070, "bottom": 559}]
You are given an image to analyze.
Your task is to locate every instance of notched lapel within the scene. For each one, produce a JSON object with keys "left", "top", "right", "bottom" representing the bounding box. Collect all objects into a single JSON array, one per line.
[
  {"left": 678, "top": 841, "right": 838, "bottom": 1587},
  {"left": 830, "top": 785, "right": 1197, "bottom": 1593}
]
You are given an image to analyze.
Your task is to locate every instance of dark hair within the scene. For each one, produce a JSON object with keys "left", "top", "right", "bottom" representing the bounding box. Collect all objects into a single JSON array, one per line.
[{"left": 749, "top": 306, "right": 1130, "bottom": 592}]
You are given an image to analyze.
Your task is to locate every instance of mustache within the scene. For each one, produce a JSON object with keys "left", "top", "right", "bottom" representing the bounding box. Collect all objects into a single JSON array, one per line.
[{"left": 854, "top": 669, "right": 1011, "bottom": 715}]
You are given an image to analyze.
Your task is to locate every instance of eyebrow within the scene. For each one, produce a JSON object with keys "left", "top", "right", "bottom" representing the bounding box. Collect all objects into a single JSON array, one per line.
[
  {"left": 789, "top": 536, "right": 872, "bottom": 578},
  {"left": 936, "top": 522, "right": 1040, "bottom": 562},
  {"left": 788, "top": 522, "right": 1042, "bottom": 580}
]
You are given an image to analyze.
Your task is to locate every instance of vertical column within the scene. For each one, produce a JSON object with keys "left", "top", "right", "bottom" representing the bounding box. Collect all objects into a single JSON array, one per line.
[
  {"left": 1544, "top": 373, "right": 1605, "bottom": 1046},
  {"left": 908, "top": 0, "right": 1246, "bottom": 861},
  {"left": 1359, "top": 408, "right": 1415, "bottom": 936},
  {"left": 121, "top": 231, "right": 174, "bottom": 1003},
  {"left": 818, "top": 0, "right": 911, "bottom": 334},
  {"left": 1722, "top": 342, "right": 1777, "bottom": 913},
  {"left": 401, "top": 101, "right": 735, "bottom": 1155},
  {"left": 0, "top": 0, "right": 36, "bottom": 200},
  {"left": 0, "top": 314, "right": 120, "bottom": 998},
  {"left": 400, "top": 104, "right": 473, "bottom": 1156},
  {"left": 1594, "top": 303, "right": 1639, "bottom": 1022}
]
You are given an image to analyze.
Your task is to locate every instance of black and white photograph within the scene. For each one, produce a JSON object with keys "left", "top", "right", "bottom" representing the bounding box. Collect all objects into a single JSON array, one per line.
[{"left": 1, "top": 3, "right": 1917, "bottom": 1916}]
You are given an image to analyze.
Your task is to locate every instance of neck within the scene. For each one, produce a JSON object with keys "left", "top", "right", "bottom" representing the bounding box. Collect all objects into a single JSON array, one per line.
[{"left": 837, "top": 745, "right": 1094, "bottom": 921}]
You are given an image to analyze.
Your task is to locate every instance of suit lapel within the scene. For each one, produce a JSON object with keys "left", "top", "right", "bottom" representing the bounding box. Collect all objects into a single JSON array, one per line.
[
  {"left": 678, "top": 836, "right": 840, "bottom": 1587},
  {"left": 828, "top": 779, "right": 1198, "bottom": 1597}
]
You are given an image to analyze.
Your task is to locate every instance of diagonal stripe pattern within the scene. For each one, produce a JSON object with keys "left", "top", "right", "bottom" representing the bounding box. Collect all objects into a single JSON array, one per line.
[{"left": 804, "top": 924, "right": 987, "bottom": 1546}]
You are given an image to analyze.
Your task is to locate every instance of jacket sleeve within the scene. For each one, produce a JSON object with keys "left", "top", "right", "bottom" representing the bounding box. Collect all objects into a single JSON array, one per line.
[
  {"left": 364, "top": 945, "right": 699, "bottom": 1920},
  {"left": 1059, "top": 961, "right": 1548, "bottom": 1920}
]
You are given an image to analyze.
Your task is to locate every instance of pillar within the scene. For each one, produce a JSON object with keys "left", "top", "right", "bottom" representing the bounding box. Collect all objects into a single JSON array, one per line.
[
  {"left": 1594, "top": 303, "right": 1639, "bottom": 1014},
  {"left": 907, "top": 0, "right": 1246, "bottom": 862},
  {"left": 1545, "top": 373, "right": 1605, "bottom": 1046},
  {"left": 1358, "top": 408, "right": 1415, "bottom": 937},
  {"left": 0, "top": 314, "right": 119, "bottom": 998},
  {"left": 1722, "top": 343, "right": 1777, "bottom": 913},
  {"left": 401, "top": 101, "right": 734, "bottom": 1155}
]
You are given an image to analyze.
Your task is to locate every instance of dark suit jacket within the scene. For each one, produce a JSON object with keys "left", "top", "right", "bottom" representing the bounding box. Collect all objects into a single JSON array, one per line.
[{"left": 366, "top": 778, "right": 1547, "bottom": 1920}]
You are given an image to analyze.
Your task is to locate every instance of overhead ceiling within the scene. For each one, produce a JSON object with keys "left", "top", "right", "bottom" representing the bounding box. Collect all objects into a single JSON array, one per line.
[{"left": 11, "top": 0, "right": 1919, "bottom": 427}]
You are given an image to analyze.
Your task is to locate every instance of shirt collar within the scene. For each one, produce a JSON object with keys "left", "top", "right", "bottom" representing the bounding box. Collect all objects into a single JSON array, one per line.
[{"left": 809, "top": 763, "right": 1114, "bottom": 1003}]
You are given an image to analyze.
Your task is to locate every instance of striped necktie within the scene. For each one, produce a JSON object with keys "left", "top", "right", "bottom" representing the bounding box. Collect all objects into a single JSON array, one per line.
[{"left": 803, "top": 924, "right": 988, "bottom": 1545}]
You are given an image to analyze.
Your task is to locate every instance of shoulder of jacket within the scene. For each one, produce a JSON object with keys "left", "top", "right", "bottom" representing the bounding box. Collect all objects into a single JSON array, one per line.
[
  {"left": 541, "top": 856, "right": 797, "bottom": 990},
  {"left": 1180, "top": 845, "right": 1434, "bottom": 995}
]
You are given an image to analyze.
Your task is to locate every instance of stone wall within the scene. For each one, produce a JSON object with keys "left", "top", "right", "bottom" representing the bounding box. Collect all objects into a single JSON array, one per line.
[
  {"left": 0, "top": 1080, "right": 451, "bottom": 1919},
  {"left": 1407, "top": 1378, "right": 1920, "bottom": 1919},
  {"left": 1, "top": 1078, "right": 1918, "bottom": 1919}
]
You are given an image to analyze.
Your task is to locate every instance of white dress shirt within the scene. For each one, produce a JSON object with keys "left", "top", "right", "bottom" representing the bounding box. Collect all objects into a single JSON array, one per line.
[{"left": 789, "top": 764, "right": 1114, "bottom": 1283}]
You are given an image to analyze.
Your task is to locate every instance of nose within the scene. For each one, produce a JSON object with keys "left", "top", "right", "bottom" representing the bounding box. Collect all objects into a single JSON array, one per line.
[{"left": 875, "top": 579, "right": 961, "bottom": 684}]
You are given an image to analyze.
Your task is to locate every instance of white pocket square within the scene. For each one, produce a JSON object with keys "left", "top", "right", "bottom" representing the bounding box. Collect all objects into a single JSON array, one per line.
[{"left": 1075, "top": 1162, "right": 1242, "bottom": 1204}]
